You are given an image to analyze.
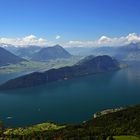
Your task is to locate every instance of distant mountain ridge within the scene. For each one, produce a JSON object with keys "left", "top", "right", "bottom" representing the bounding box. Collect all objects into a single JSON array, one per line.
[
  {"left": 0, "top": 43, "right": 19, "bottom": 54},
  {"left": 66, "top": 42, "right": 140, "bottom": 61},
  {"left": 0, "top": 47, "right": 25, "bottom": 66},
  {"left": 1, "top": 44, "right": 72, "bottom": 61},
  {"left": 92, "top": 43, "right": 140, "bottom": 61},
  {"left": 31, "top": 45, "right": 72, "bottom": 61},
  {"left": 1, "top": 42, "right": 140, "bottom": 61},
  {"left": 16, "top": 45, "right": 42, "bottom": 59},
  {"left": 0, "top": 55, "right": 119, "bottom": 90}
]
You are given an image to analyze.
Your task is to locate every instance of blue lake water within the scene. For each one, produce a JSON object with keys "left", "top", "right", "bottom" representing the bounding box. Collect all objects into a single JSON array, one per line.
[{"left": 0, "top": 62, "right": 140, "bottom": 127}]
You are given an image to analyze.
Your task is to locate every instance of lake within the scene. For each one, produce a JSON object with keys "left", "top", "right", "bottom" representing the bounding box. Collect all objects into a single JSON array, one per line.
[{"left": 0, "top": 62, "right": 140, "bottom": 127}]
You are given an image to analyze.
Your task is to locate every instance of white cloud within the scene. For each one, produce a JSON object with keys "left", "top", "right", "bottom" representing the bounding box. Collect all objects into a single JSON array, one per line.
[
  {"left": 0, "top": 33, "right": 140, "bottom": 48},
  {"left": 126, "top": 33, "right": 140, "bottom": 42},
  {"left": 65, "top": 33, "right": 140, "bottom": 48},
  {"left": 0, "top": 35, "right": 49, "bottom": 47},
  {"left": 55, "top": 35, "right": 61, "bottom": 40}
]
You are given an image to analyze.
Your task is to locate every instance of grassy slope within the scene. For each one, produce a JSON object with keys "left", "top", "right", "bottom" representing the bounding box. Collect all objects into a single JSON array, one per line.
[
  {"left": 4, "top": 123, "right": 65, "bottom": 135},
  {"left": 1, "top": 123, "right": 65, "bottom": 139},
  {"left": 113, "top": 136, "right": 140, "bottom": 140}
]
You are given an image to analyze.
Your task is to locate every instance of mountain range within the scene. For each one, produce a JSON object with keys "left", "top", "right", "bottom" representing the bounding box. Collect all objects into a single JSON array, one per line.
[
  {"left": 2, "top": 44, "right": 72, "bottom": 61},
  {"left": 66, "top": 42, "right": 140, "bottom": 61},
  {"left": 16, "top": 45, "right": 41, "bottom": 59},
  {"left": 1, "top": 42, "right": 140, "bottom": 65},
  {"left": 0, "top": 55, "right": 119, "bottom": 90},
  {"left": 0, "top": 44, "right": 72, "bottom": 67},
  {"left": 92, "top": 42, "right": 140, "bottom": 61},
  {"left": 0, "top": 47, "right": 25, "bottom": 66}
]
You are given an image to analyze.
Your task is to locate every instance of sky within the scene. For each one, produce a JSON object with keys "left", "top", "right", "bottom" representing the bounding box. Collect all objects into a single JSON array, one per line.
[{"left": 0, "top": 0, "right": 140, "bottom": 47}]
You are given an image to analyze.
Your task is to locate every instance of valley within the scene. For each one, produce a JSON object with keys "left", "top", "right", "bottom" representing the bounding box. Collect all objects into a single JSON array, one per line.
[{"left": 0, "top": 56, "right": 82, "bottom": 74}]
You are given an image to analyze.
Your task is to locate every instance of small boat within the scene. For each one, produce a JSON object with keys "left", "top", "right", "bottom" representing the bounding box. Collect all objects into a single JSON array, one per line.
[{"left": 6, "top": 117, "right": 13, "bottom": 119}]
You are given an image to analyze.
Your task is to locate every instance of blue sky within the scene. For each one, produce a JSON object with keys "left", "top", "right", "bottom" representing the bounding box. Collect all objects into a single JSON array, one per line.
[{"left": 0, "top": 0, "right": 140, "bottom": 44}]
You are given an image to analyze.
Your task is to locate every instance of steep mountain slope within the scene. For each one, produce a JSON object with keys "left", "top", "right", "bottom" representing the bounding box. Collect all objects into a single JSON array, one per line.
[
  {"left": 31, "top": 45, "right": 72, "bottom": 61},
  {"left": 0, "top": 43, "right": 18, "bottom": 54},
  {"left": 115, "top": 43, "right": 140, "bottom": 60},
  {"left": 0, "top": 47, "right": 25, "bottom": 66},
  {"left": 0, "top": 55, "right": 119, "bottom": 90},
  {"left": 16, "top": 45, "right": 42, "bottom": 59}
]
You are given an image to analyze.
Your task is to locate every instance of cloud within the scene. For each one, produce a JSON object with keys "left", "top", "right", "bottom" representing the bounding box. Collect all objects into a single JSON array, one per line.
[
  {"left": 126, "top": 33, "right": 140, "bottom": 42},
  {"left": 0, "top": 35, "right": 49, "bottom": 47},
  {"left": 55, "top": 35, "right": 61, "bottom": 40},
  {"left": 65, "top": 33, "right": 140, "bottom": 48},
  {"left": 0, "top": 33, "right": 140, "bottom": 48}
]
